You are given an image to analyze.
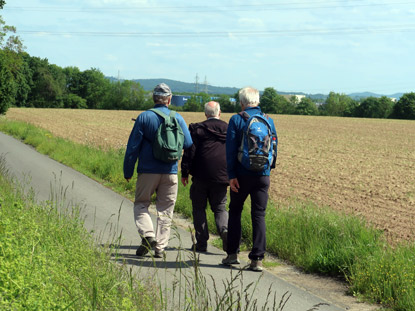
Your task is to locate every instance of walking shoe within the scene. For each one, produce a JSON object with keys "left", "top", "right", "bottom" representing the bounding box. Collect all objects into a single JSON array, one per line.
[
  {"left": 192, "top": 243, "right": 207, "bottom": 252},
  {"left": 220, "top": 230, "right": 228, "bottom": 252},
  {"left": 221, "top": 254, "right": 240, "bottom": 265},
  {"left": 154, "top": 250, "right": 165, "bottom": 259},
  {"left": 248, "top": 260, "right": 263, "bottom": 272},
  {"left": 136, "top": 237, "right": 157, "bottom": 256}
]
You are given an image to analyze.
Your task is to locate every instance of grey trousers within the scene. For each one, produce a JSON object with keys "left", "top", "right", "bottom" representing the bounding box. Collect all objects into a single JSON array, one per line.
[
  {"left": 134, "top": 173, "right": 178, "bottom": 252},
  {"left": 190, "top": 177, "right": 228, "bottom": 246}
]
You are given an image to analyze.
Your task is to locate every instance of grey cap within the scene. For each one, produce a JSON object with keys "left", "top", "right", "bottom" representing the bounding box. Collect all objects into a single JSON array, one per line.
[{"left": 153, "top": 83, "right": 172, "bottom": 96}]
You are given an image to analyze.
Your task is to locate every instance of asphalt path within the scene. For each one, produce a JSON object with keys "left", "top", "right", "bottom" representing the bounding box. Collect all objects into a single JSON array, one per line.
[{"left": 0, "top": 131, "right": 346, "bottom": 311}]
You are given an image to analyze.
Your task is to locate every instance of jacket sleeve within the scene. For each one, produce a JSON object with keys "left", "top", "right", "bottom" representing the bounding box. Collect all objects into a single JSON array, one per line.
[
  {"left": 177, "top": 114, "right": 193, "bottom": 149},
  {"left": 226, "top": 115, "right": 240, "bottom": 180},
  {"left": 123, "top": 118, "right": 144, "bottom": 179},
  {"left": 180, "top": 124, "right": 196, "bottom": 178}
]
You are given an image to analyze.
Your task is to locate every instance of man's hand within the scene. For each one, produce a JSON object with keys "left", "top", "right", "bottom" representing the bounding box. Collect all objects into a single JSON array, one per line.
[
  {"left": 125, "top": 178, "right": 131, "bottom": 183},
  {"left": 181, "top": 177, "right": 188, "bottom": 186},
  {"left": 230, "top": 178, "right": 240, "bottom": 193}
]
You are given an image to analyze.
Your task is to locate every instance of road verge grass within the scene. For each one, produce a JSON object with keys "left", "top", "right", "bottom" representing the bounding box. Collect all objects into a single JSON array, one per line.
[
  {"left": 0, "top": 157, "right": 157, "bottom": 310},
  {"left": 2, "top": 119, "right": 415, "bottom": 310}
]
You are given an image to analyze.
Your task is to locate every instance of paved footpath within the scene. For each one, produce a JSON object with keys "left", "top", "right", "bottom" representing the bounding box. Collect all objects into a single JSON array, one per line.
[{"left": 0, "top": 132, "right": 370, "bottom": 310}]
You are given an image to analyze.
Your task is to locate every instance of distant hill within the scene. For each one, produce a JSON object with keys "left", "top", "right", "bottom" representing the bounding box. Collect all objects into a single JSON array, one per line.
[
  {"left": 106, "top": 77, "right": 404, "bottom": 99},
  {"left": 348, "top": 92, "right": 404, "bottom": 100},
  {"left": 132, "top": 78, "right": 240, "bottom": 95}
]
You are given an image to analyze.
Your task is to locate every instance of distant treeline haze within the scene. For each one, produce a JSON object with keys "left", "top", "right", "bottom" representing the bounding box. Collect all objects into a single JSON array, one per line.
[{"left": 1, "top": 50, "right": 414, "bottom": 119}]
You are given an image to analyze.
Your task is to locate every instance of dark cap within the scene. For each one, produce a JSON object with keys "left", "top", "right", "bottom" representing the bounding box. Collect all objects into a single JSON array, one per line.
[{"left": 153, "top": 83, "right": 172, "bottom": 96}]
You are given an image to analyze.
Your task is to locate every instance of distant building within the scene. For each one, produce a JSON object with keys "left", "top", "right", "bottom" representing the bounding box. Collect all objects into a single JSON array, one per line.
[
  {"left": 281, "top": 94, "right": 306, "bottom": 102},
  {"left": 171, "top": 95, "right": 190, "bottom": 107},
  {"left": 171, "top": 95, "right": 236, "bottom": 107}
]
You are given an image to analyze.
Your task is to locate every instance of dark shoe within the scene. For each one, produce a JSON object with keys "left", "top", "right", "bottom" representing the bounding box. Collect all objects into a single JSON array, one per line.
[
  {"left": 221, "top": 254, "right": 240, "bottom": 265},
  {"left": 154, "top": 250, "right": 165, "bottom": 259},
  {"left": 221, "top": 230, "right": 228, "bottom": 252},
  {"left": 192, "top": 243, "right": 207, "bottom": 252},
  {"left": 248, "top": 260, "right": 263, "bottom": 272},
  {"left": 136, "top": 237, "right": 157, "bottom": 256}
]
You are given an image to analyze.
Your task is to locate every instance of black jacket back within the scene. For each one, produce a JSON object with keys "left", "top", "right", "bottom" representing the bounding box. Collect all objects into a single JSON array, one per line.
[{"left": 181, "top": 118, "right": 228, "bottom": 184}]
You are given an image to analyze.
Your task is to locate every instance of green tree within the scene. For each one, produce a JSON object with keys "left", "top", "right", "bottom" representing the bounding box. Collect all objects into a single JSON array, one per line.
[
  {"left": 320, "top": 92, "right": 355, "bottom": 117},
  {"left": 295, "top": 97, "right": 318, "bottom": 115},
  {"left": 1, "top": 17, "right": 24, "bottom": 53},
  {"left": 260, "top": 87, "right": 293, "bottom": 114},
  {"left": 355, "top": 96, "right": 394, "bottom": 119},
  {"left": 183, "top": 93, "right": 210, "bottom": 112},
  {"left": 13, "top": 52, "right": 31, "bottom": 107},
  {"left": 63, "top": 66, "right": 82, "bottom": 95},
  {"left": 217, "top": 94, "right": 234, "bottom": 113},
  {"left": 260, "top": 87, "right": 278, "bottom": 113},
  {"left": 232, "top": 90, "right": 241, "bottom": 112},
  {"left": 0, "top": 14, "right": 25, "bottom": 114},
  {"left": 392, "top": 93, "right": 415, "bottom": 120},
  {"left": 378, "top": 96, "right": 394, "bottom": 118},
  {"left": 280, "top": 96, "right": 296, "bottom": 114},
  {"left": 0, "top": 50, "right": 15, "bottom": 114},
  {"left": 62, "top": 93, "right": 87, "bottom": 109},
  {"left": 104, "top": 80, "right": 146, "bottom": 110},
  {"left": 78, "top": 68, "right": 111, "bottom": 109},
  {"left": 26, "top": 57, "right": 64, "bottom": 107},
  {"left": 0, "top": 1, "right": 5, "bottom": 9}
]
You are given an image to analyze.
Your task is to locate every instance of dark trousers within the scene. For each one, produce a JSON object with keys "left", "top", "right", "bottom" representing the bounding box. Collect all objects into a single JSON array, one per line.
[
  {"left": 227, "top": 175, "right": 270, "bottom": 260},
  {"left": 190, "top": 177, "right": 228, "bottom": 246}
]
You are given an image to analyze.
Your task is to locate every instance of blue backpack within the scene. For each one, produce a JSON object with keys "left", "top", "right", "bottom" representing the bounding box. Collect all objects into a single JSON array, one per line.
[{"left": 237, "top": 111, "right": 276, "bottom": 171}]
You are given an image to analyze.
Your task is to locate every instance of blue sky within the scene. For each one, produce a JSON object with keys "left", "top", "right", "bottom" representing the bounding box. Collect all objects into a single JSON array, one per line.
[{"left": 2, "top": 0, "right": 415, "bottom": 95}]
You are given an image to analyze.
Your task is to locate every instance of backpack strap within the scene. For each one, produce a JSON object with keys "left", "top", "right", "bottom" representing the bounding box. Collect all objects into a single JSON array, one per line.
[
  {"left": 149, "top": 108, "right": 171, "bottom": 120},
  {"left": 239, "top": 111, "right": 268, "bottom": 121},
  {"left": 238, "top": 111, "right": 250, "bottom": 121}
]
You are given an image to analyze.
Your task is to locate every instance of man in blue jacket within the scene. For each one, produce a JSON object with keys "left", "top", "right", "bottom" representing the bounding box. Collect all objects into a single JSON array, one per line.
[
  {"left": 124, "top": 83, "right": 193, "bottom": 258},
  {"left": 222, "top": 86, "right": 277, "bottom": 271}
]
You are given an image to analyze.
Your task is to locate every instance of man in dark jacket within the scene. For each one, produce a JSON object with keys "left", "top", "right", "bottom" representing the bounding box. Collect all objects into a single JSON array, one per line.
[{"left": 181, "top": 101, "right": 229, "bottom": 252}]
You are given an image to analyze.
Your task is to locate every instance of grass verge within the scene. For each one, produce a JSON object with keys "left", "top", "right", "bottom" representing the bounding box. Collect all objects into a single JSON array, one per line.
[
  {"left": 0, "top": 157, "right": 157, "bottom": 310},
  {"left": 2, "top": 119, "right": 415, "bottom": 310}
]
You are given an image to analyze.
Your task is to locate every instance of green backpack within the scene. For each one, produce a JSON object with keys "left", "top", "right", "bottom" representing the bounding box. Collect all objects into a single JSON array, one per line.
[{"left": 150, "top": 108, "right": 185, "bottom": 163}]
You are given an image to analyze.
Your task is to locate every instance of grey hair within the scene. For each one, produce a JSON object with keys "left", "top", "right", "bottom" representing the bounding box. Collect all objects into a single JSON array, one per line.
[
  {"left": 153, "top": 94, "right": 171, "bottom": 105},
  {"left": 204, "top": 101, "right": 220, "bottom": 117},
  {"left": 239, "top": 87, "right": 260, "bottom": 108}
]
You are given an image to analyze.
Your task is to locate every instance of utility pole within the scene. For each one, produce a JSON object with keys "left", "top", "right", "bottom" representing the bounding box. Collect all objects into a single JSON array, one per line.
[
  {"left": 195, "top": 73, "right": 199, "bottom": 93},
  {"left": 204, "top": 76, "right": 208, "bottom": 94}
]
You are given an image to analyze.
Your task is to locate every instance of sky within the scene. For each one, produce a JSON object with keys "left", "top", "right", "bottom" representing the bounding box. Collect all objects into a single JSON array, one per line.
[{"left": 2, "top": 0, "right": 415, "bottom": 95}]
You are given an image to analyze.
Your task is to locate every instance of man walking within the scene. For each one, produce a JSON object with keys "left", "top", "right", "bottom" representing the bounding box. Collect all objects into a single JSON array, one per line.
[
  {"left": 222, "top": 87, "right": 278, "bottom": 271},
  {"left": 181, "top": 101, "right": 229, "bottom": 252},
  {"left": 124, "top": 83, "right": 193, "bottom": 258}
]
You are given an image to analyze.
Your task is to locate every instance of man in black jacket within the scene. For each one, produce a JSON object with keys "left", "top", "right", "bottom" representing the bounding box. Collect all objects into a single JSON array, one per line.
[{"left": 181, "top": 101, "right": 229, "bottom": 252}]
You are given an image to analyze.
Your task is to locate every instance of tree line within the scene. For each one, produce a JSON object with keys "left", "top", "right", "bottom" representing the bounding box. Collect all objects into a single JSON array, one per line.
[
  {"left": 1, "top": 7, "right": 414, "bottom": 119},
  {"left": 257, "top": 88, "right": 415, "bottom": 120},
  {"left": 183, "top": 88, "right": 415, "bottom": 120}
]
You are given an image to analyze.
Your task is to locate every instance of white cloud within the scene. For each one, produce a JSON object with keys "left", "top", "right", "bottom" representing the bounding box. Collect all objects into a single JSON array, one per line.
[
  {"left": 84, "top": 0, "right": 149, "bottom": 6},
  {"left": 208, "top": 53, "right": 222, "bottom": 59},
  {"left": 105, "top": 54, "right": 118, "bottom": 61},
  {"left": 237, "top": 18, "right": 264, "bottom": 29}
]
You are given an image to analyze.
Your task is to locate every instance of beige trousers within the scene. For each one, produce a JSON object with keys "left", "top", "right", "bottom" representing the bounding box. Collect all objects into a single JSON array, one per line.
[{"left": 134, "top": 173, "right": 178, "bottom": 251}]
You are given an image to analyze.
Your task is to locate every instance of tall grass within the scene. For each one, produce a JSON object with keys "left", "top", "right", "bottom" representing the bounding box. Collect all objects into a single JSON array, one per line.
[
  {"left": 0, "top": 157, "right": 157, "bottom": 310},
  {"left": 2, "top": 119, "right": 415, "bottom": 310},
  {"left": 0, "top": 154, "right": 295, "bottom": 311}
]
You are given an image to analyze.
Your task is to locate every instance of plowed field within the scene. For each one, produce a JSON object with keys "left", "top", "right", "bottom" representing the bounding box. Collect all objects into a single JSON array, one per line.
[{"left": 6, "top": 108, "right": 415, "bottom": 243}]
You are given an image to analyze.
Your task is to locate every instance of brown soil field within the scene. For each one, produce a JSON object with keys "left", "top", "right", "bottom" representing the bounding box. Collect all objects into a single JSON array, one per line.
[{"left": 6, "top": 108, "right": 415, "bottom": 243}]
